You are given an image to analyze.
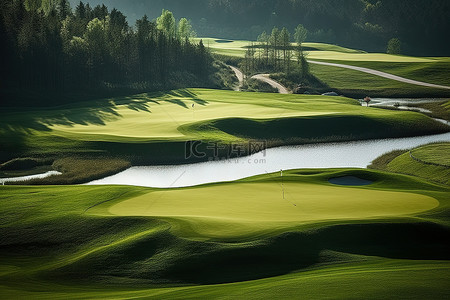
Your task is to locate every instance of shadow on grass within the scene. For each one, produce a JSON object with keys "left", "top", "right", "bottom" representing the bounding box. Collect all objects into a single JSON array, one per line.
[
  {"left": 1, "top": 89, "right": 206, "bottom": 133},
  {"left": 151, "top": 89, "right": 209, "bottom": 106},
  {"left": 0, "top": 89, "right": 207, "bottom": 161},
  {"left": 42, "top": 220, "right": 450, "bottom": 285}
]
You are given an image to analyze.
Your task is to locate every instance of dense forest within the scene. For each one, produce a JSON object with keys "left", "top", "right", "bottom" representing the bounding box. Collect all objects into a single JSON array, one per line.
[
  {"left": 72, "top": 0, "right": 450, "bottom": 56},
  {"left": 0, "top": 0, "right": 219, "bottom": 106}
]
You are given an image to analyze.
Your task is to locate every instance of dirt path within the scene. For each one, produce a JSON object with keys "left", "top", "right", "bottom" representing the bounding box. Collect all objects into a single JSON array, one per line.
[
  {"left": 251, "top": 74, "right": 289, "bottom": 94},
  {"left": 227, "top": 65, "right": 289, "bottom": 94},
  {"left": 308, "top": 60, "right": 450, "bottom": 90},
  {"left": 228, "top": 65, "right": 244, "bottom": 91}
]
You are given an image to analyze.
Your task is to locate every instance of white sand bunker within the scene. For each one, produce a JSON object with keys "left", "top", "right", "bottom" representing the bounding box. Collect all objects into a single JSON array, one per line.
[{"left": 328, "top": 176, "right": 373, "bottom": 186}]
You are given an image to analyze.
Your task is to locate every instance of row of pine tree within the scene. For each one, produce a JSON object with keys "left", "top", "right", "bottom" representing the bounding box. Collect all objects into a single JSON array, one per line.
[{"left": 0, "top": 0, "right": 211, "bottom": 104}]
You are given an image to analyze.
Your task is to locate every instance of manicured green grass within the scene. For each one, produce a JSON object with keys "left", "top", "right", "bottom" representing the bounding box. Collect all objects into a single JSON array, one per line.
[
  {"left": 370, "top": 143, "right": 450, "bottom": 185},
  {"left": 309, "top": 63, "right": 450, "bottom": 97},
  {"left": 312, "top": 60, "right": 450, "bottom": 86},
  {"left": 1, "top": 89, "right": 447, "bottom": 183},
  {"left": 0, "top": 168, "right": 449, "bottom": 298}
]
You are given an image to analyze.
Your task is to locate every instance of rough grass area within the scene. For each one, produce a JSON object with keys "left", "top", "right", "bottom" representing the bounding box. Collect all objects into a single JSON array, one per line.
[
  {"left": 370, "top": 142, "right": 450, "bottom": 185},
  {"left": 269, "top": 71, "right": 328, "bottom": 93},
  {"left": 45, "top": 157, "right": 130, "bottom": 185},
  {"left": 409, "top": 100, "right": 450, "bottom": 121},
  {"left": 0, "top": 157, "right": 54, "bottom": 178},
  {"left": 0, "top": 169, "right": 449, "bottom": 298},
  {"left": 210, "top": 60, "right": 239, "bottom": 89},
  {"left": 241, "top": 78, "right": 278, "bottom": 93}
]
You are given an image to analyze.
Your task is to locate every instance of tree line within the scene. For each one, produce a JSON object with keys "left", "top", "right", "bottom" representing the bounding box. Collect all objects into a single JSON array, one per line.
[
  {"left": 0, "top": 0, "right": 211, "bottom": 105},
  {"left": 240, "top": 25, "right": 309, "bottom": 78},
  {"left": 96, "top": 0, "right": 450, "bottom": 56}
]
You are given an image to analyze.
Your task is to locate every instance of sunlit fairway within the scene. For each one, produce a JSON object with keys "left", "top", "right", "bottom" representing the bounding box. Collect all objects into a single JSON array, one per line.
[
  {"left": 4, "top": 88, "right": 445, "bottom": 146},
  {"left": 47, "top": 89, "right": 334, "bottom": 142}
]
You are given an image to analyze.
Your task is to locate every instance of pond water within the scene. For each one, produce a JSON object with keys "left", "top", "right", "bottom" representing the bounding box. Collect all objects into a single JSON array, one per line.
[{"left": 88, "top": 132, "right": 450, "bottom": 188}]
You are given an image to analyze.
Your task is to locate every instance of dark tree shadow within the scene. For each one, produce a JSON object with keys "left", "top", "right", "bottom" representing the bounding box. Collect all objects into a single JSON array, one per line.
[
  {"left": 0, "top": 89, "right": 210, "bottom": 161},
  {"left": 165, "top": 99, "right": 189, "bottom": 109},
  {"left": 148, "top": 89, "right": 209, "bottom": 107}
]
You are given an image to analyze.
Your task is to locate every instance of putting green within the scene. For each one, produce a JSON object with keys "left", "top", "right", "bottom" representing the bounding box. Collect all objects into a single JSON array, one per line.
[{"left": 108, "top": 182, "right": 438, "bottom": 239}]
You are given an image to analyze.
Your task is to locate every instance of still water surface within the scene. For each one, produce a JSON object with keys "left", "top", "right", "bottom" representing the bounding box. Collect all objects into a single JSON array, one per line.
[{"left": 88, "top": 132, "right": 450, "bottom": 188}]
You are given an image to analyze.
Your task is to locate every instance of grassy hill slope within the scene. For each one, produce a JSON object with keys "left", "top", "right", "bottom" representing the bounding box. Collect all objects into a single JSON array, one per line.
[{"left": 0, "top": 168, "right": 449, "bottom": 298}]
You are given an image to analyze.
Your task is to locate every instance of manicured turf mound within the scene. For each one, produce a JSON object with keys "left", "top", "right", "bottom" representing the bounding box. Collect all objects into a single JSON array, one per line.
[
  {"left": 0, "top": 169, "right": 449, "bottom": 298},
  {"left": 387, "top": 143, "right": 450, "bottom": 185},
  {"left": 370, "top": 142, "right": 450, "bottom": 185},
  {"left": 185, "top": 113, "right": 445, "bottom": 144},
  {"left": 1, "top": 89, "right": 447, "bottom": 183}
]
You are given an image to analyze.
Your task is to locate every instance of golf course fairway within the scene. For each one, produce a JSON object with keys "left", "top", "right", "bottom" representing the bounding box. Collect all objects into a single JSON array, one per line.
[{"left": 2, "top": 3, "right": 449, "bottom": 299}]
